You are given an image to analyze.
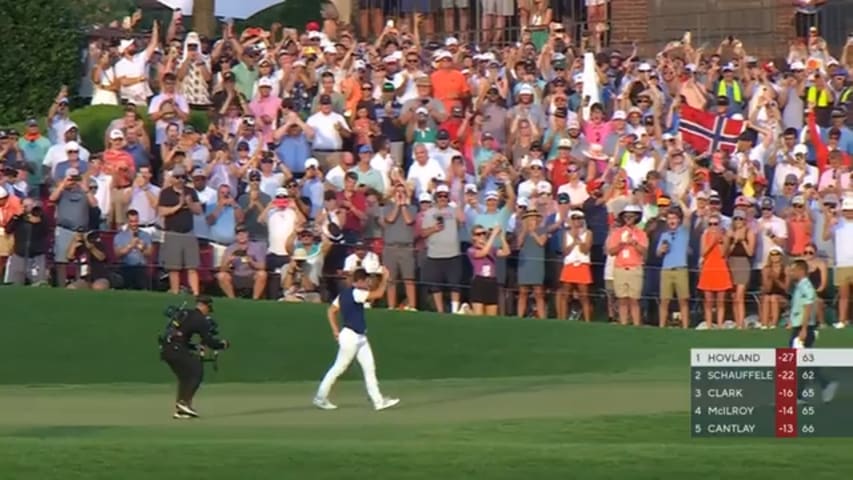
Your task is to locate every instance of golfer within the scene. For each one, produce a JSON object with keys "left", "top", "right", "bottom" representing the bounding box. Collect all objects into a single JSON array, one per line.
[
  {"left": 788, "top": 260, "right": 838, "bottom": 403},
  {"left": 313, "top": 267, "right": 400, "bottom": 411}
]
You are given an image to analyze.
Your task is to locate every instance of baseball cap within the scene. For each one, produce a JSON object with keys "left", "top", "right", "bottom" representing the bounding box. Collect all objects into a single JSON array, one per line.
[
  {"left": 235, "top": 224, "right": 249, "bottom": 233},
  {"left": 64, "top": 141, "right": 80, "bottom": 152},
  {"left": 183, "top": 125, "right": 197, "bottom": 134},
  {"left": 557, "top": 192, "right": 571, "bottom": 205},
  {"left": 784, "top": 173, "right": 799, "bottom": 185},
  {"left": 792, "top": 195, "right": 806, "bottom": 206},
  {"left": 732, "top": 210, "right": 746, "bottom": 220},
  {"left": 223, "top": 71, "right": 236, "bottom": 82},
  {"left": 191, "top": 168, "right": 207, "bottom": 178},
  {"left": 0, "top": 189, "right": 7, "bottom": 199},
  {"left": 436, "top": 129, "right": 451, "bottom": 141},
  {"left": 358, "top": 144, "right": 373, "bottom": 154},
  {"left": 171, "top": 165, "right": 187, "bottom": 177},
  {"left": 760, "top": 197, "right": 775, "bottom": 209},
  {"left": 275, "top": 187, "right": 289, "bottom": 197},
  {"left": 793, "top": 144, "right": 809, "bottom": 156},
  {"left": 612, "top": 110, "right": 627, "bottom": 120},
  {"left": 464, "top": 183, "right": 478, "bottom": 194},
  {"left": 435, "top": 184, "right": 450, "bottom": 194},
  {"left": 418, "top": 192, "right": 434, "bottom": 203},
  {"left": 258, "top": 77, "right": 275, "bottom": 88},
  {"left": 823, "top": 193, "right": 839, "bottom": 205},
  {"left": 567, "top": 120, "right": 581, "bottom": 130},
  {"left": 518, "top": 84, "right": 535, "bottom": 96},
  {"left": 536, "top": 181, "right": 552, "bottom": 194},
  {"left": 304, "top": 157, "right": 320, "bottom": 169},
  {"left": 843, "top": 197, "right": 853, "bottom": 211},
  {"left": 529, "top": 158, "right": 544, "bottom": 169},
  {"left": 25, "top": 117, "right": 38, "bottom": 127},
  {"left": 485, "top": 190, "right": 500, "bottom": 200},
  {"left": 319, "top": 94, "right": 332, "bottom": 105},
  {"left": 558, "top": 138, "right": 572, "bottom": 149},
  {"left": 248, "top": 170, "right": 261, "bottom": 181},
  {"left": 109, "top": 129, "right": 125, "bottom": 140},
  {"left": 638, "top": 63, "right": 652, "bottom": 72}
]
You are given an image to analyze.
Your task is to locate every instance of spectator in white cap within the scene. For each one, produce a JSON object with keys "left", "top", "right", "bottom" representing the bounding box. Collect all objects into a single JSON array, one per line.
[
  {"left": 298, "top": 157, "right": 325, "bottom": 219},
  {"left": 510, "top": 84, "right": 546, "bottom": 131},
  {"left": 53, "top": 141, "right": 89, "bottom": 182},
  {"left": 43, "top": 124, "right": 90, "bottom": 176},
  {"left": 249, "top": 76, "right": 282, "bottom": 145},
  {"left": 406, "top": 143, "right": 444, "bottom": 198},
  {"left": 177, "top": 32, "right": 213, "bottom": 107},
  {"left": 46, "top": 86, "right": 74, "bottom": 145},
  {"left": 250, "top": 57, "right": 279, "bottom": 99},
  {"left": 420, "top": 183, "right": 466, "bottom": 314},
  {"left": 517, "top": 158, "right": 548, "bottom": 199},
  {"left": 558, "top": 163, "right": 589, "bottom": 208},
  {"left": 148, "top": 72, "right": 190, "bottom": 148},
  {"left": 49, "top": 164, "right": 98, "bottom": 286},
  {"left": 115, "top": 21, "right": 159, "bottom": 105},
  {"left": 428, "top": 129, "right": 463, "bottom": 171},
  {"left": 780, "top": 61, "right": 807, "bottom": 130}
]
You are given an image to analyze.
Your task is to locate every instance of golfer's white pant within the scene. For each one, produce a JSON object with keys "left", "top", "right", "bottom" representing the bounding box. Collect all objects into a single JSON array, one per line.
[{"left": 316, "top": 328, "right": 383, "bottom": 405}]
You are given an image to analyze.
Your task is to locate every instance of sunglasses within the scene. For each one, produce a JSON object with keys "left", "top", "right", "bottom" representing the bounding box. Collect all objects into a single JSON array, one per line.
[
  {"left": 173, "top": 176, "right": 187, "bottom": 181},
  {"left": 770, "top": 252, "right": 782, "bottom": 256},
  {"left": 708, "top": 222, "right": 719, "bottom": 226},
  {"left": 436, "top": 194, "right": 449, "bottom": 198},
  {"left": 67, "top": 150, "right": 79, "bottom": 153},
  {"left": 761, "top": 207, "right": 773, "bottom": 211},
  {"left": 473, "top": 231, "right": 487, "bottom": 236},
  {"left": 794, "top": 204, "right": 805, "bottom": 208},
  {"left": 804, "top": 250, "right": 816, "bottom": 255},
  {"left": 785, "top": 183, "right": 796, "bottom": 186}
]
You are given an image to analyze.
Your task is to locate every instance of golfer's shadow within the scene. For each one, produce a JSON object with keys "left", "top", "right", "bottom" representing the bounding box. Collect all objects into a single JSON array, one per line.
[{"left": 218, "top": 378, "right": 557, "bottom": 418}]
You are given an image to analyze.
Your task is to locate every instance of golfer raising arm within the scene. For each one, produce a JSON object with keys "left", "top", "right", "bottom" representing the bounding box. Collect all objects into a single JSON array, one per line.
[{"left": 313, "top": 267, "right": 401, "bottom": 411}]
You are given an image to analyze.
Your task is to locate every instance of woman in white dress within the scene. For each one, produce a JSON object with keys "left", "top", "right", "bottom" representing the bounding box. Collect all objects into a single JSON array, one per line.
[{"left": 90, "top": 51, "right": 119, "bottom": 106}]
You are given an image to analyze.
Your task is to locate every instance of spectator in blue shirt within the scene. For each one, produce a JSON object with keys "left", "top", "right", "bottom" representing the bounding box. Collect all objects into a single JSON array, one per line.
[
  {"left": 656, "top": 208, "right": 691, "bottom": 328},
  {"left": 113, "top": 209, "right": 154, "bottom": 290},
  {"left": 300, "top": 157, "right": 325, "bottom": 220},
  {"left": 205, "top": 184, "right": 243, "bottom": 246},
  {"left": 274, "top": 110, "right": 313, "bottom": 178}
]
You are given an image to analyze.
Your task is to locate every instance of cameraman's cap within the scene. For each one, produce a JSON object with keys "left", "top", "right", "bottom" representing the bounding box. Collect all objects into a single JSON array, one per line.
[
  {"left": 304, "top": 157, "right": 320, "bottom": 169},
  {"left": 196, "top": 294, "right": 214, "bottom": 306},
  {"left": 191, "top": 168, "right": 207, "bottom": 178}
]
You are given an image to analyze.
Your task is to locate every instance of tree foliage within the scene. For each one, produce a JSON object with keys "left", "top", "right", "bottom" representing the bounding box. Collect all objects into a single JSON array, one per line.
[
  {"left": 74, "top": 0, "right": 137, "bottom": 27},
  {"left": 0, "top": 0, "right": 84, "bottom": 124}
]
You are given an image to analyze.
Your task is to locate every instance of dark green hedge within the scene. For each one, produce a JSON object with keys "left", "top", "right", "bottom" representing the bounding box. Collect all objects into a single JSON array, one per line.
[
  {"left": 0, "top": 0, "right": 84, "bottom": 124},
  {"left": 11, "top": 105, "right": 211, "bottom": 154}
]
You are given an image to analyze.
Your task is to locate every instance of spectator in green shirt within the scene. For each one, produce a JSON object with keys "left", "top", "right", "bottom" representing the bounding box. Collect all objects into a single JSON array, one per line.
[
  {"left": 352, "top": 144, "right": 385, "bottom": 194},
  {"left": 17, "top": 119, "right": 51, "bottom": 193}
]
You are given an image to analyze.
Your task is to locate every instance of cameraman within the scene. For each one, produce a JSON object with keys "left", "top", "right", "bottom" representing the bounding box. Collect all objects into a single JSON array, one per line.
[
  {"left": 66, "top": 229, "right": 112, "bottom": 290},
  {"left": 160, "top": 295, "right": 229, "bottom": 419},
  {"left": 281, "top": 227, "right": 329, "bottom": 302},
  {"left": 4, "top": 199, "right": 48, "bottom": 285}
]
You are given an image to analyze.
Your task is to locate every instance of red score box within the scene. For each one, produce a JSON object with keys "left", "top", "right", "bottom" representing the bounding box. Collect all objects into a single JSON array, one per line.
[{"left": 775, "top": 348, "right": 798, "bottom": 438}]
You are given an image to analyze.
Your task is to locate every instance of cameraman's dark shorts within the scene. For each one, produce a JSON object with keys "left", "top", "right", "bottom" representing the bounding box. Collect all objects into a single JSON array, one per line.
[
  {"left": 160, "top": 231, "right": 200, "bottom": 270},
  {"left": 424, "top": 256, "right": 462, "bottom": 292}
]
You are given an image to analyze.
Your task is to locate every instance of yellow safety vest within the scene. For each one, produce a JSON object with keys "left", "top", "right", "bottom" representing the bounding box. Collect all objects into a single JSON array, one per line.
[
  {"left": 807, "top": 86, "right": 830, "bottom": 107},
  {"left": 841, "top": 87, "right": 853, "bottom": 104},
  {"left": 717, "top": 80, "right": 742, "bottom": 104},
  {"left": 619, "top": 150, "right": 630, "bottom": 169}
]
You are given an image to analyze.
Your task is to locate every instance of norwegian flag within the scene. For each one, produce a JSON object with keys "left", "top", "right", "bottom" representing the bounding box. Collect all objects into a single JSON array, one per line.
[{"left": 678, "top": 104, "right": 746, "bottom": 154}]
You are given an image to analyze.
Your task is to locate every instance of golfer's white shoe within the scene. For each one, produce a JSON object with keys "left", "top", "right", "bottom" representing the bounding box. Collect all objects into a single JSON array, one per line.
[
  {"left": 313, "top": 397, "right": 338, "bottom": 410},
  {"left": 374, "top": 397, "right": 400, "bottom": 411}
]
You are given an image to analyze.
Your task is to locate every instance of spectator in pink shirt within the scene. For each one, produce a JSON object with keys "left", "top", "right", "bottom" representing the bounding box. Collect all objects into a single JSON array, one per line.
[
  {"left": 249, "top": 77, "right": 282, "bottom": 144},
  {"left": 582, "top": 103, "right": 613, "bottom": 146}
]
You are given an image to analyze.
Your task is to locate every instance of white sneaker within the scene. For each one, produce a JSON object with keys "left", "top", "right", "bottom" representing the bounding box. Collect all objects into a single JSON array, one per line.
[
  {"left": 374, "top": 397, "right": 400, "bottom": 411},
  {"left": 458, "top": 303, "right": 471, "bottom": 315},
  {"left": 176, "top": 402, "right": 199, "bottom": 417},
  {"left": 822, "top": 382, "right": 839, "bottom": 403},
  {"left": 834, "top": 322, "right": 847, "bottom": 329},
  {"left": 172, "top": 412, "right": 193, "bottom": 420},
  {"left": 313, "top": 397, "right": 338, "bottom": 410}
]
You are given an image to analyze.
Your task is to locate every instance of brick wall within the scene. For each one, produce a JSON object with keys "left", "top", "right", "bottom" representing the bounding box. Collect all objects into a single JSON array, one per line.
[{"left": 608, "top": 0, "right": 797, "bottom": 58}]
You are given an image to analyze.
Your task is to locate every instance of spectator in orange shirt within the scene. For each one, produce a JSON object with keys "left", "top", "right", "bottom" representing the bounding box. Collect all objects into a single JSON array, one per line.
[
  {"left": 606, "top": 204, "right": 648, "bottom": 326},
  {"left": 104, "top": 129, "right": 137, "bottom": 227},
  {"left": 0, "top": 188, "right": 23, "bottom": 280},
  {"left": 430, "top": 50, "right": 469, "bottom": 113}
]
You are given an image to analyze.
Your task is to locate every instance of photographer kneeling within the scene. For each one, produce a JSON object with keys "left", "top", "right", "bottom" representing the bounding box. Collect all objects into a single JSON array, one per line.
[
  {"left": 160, "top": 295, "right": 230, "bottom": 419},
  {"left": 281, "top": 227, "right": 329, "bottom": 303}
]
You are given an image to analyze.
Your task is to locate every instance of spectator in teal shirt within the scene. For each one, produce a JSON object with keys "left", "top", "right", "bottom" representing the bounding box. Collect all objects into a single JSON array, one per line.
[
  {"left": 17, "top": 120, "right": 51, "bottom": 192},
  {"left": 205, "top": 184, "right": 241, "bottom": 246}
]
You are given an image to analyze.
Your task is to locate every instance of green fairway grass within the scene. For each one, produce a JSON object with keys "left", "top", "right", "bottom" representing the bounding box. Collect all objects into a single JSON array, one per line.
[{"left": 1, "top": 287, "right": 852, "bottom": 479}]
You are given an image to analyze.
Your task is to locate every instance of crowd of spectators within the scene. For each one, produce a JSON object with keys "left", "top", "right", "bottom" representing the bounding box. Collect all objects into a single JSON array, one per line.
[{"left": 2, "top": 2, "right": 853, "bottom": 329}]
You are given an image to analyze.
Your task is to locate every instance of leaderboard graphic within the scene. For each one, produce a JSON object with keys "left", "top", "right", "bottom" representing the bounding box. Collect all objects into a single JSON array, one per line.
[{"left": 691, "top": 348, "right": 851, "bottom": 437}]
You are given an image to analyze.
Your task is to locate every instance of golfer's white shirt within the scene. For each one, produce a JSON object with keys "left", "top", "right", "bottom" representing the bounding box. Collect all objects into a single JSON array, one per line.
[{"left": 343, "top": 252, "right": 382, "bottom": 274}]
